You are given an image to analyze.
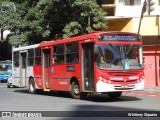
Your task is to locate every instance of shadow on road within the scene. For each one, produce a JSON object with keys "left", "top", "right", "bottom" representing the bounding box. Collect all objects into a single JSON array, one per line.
[
  {"left": 14, "top": 88, "right": 142, "bottom": 102},
  {"left": 83, "top": 94, "right": 141, "bottom": 102}
]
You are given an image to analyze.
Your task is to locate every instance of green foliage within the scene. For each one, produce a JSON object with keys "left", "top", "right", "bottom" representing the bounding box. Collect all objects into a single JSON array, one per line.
[
  {"left": 0, "top": 0, "right": 107, "bottom": 46},
  {"left": 62, "top": 22, "right": 83, "bottom": 38}
]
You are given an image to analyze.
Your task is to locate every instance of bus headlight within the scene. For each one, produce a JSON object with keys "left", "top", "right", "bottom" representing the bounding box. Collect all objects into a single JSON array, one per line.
[
  {"left": 137, "top": 76, "right": 144, "bottom": 83},
  {"left": 99, "top": 76, "right": 111, "bottom": 84}
]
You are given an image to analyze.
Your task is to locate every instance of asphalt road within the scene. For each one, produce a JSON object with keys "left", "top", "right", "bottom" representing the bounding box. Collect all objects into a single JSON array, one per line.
[{"left": 0, "top": 83, "right": 160, "bottom": 120}]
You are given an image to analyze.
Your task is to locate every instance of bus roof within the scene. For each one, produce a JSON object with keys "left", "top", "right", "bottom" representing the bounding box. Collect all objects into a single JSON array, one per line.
[
  {"left": 13, "top": 44, "right": 40, "bottom": 52},
  {"left": 12, "top": 31, "right": 141, "bottom": 50},
  {"left": 38, "top": 31, "right": 141, "bottom": 48}
]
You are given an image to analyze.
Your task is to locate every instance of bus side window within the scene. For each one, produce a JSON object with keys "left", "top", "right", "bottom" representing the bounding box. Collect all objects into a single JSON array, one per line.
[
  {"left": 53, "top": 47, "right": 57, "bottom": 64},
  {"left": 13, "top": 51, "right": 19, "bottom": 68},
  {"left": 66, "top": 42, "right": 79, "bottom": 64},
  {"left": 52, "top": 44, "right": 64, "bottom": 64},
  {"left": 35, "top": 48, "right": 41, "bottom": 66},
  {"left": 28, "top": 49, "right": 34, "bottom": 66}
]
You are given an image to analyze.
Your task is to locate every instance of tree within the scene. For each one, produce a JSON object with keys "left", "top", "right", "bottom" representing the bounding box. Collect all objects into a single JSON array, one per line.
[{"left": 0, "top": 0, "right": 107, "bottom": 46}]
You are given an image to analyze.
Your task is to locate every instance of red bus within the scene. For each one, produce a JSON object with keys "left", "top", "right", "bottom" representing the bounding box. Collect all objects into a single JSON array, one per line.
[{"left": 12, "top": 31, "right": 144, "bottom": 99}]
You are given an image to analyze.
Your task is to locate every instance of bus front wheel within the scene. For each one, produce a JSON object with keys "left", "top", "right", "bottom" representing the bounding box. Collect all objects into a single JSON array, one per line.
[
  {"left": 70, "top": 81, "right": 87, "bottom": 99},
  {"left": 108, "top": 92, "right": 122, "bottom": 99},
  {"left": 71, "top": 81, "right": 80, "bottom": 99},
  {"left": 29, "top": 78, "right": 37, "bottom": 94}
]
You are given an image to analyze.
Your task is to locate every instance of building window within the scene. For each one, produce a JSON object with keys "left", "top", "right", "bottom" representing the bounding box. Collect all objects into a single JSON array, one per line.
[{"left": 119, "top": 0, "right": 141, "bottom": 6}]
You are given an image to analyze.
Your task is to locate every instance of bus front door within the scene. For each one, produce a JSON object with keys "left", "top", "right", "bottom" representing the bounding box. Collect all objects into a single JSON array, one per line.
[
  {"left": 42, "top": 49, "right": 50, "bottom": 89},
  {"left": 82, "top": 42, "right": 94, "bottom": 91},
  {"left": 20, "top": 52, "right": 27, "bottom": 87}
]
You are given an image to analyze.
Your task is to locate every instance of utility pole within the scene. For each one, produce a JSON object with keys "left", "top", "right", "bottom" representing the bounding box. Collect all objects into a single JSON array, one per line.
[{"left": 138, "top": 0, "right": 147, "bottom": 34}]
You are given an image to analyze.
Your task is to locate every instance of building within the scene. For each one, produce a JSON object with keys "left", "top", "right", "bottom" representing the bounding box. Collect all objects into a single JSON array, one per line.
[{"left": 100, "top": 0, "right": 160, "bottom": 87}]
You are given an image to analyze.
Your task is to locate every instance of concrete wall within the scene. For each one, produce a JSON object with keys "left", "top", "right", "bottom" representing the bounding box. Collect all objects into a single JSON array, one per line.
[
  {"left": 143, "top": 46, "right": 160, "bottom": 87},
  {"left": 107, "top": 16, "right": 160, "bottom": 37}
]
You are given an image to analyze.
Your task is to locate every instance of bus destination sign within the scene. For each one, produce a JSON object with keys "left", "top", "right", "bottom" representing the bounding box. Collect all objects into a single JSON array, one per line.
[{"left": 99, "top": 34, "right": 140, "bottom": 42}]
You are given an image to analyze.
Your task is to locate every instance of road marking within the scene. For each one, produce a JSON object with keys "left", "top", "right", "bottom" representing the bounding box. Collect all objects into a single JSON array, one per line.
[{"left": 0, "top": 85, "right": 6, "bottom": 87}]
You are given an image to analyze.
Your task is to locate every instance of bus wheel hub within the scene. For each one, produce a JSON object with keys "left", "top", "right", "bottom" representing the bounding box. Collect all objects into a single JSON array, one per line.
[{"left": 74, "top": 85, "right": 79, "bottom": 95}]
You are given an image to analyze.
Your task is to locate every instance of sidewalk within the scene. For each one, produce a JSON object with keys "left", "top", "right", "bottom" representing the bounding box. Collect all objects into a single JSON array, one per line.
[{"left": 143, "top": 86, "right": 160, "bottom": 92}]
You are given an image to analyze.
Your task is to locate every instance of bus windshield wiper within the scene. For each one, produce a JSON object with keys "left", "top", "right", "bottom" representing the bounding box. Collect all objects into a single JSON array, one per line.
[
  {"left": 126, "top": 44, "right": 133, "bottom": 55},
  {"left": 109, "top": 43, "right": 126, "bottom": 69},
  {"left": 109, "top": 43, "right": 121, "bottom": 55}
]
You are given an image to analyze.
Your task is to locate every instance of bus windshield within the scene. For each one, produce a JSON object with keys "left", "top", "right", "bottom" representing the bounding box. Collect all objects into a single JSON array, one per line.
[{"left": 96, "top": 44, "right": 143, "bottom": 70}]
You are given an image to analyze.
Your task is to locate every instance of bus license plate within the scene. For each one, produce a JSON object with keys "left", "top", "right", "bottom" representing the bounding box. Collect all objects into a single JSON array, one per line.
[{"left": 122, "top": 85, "right": 129, "bottom": 88}]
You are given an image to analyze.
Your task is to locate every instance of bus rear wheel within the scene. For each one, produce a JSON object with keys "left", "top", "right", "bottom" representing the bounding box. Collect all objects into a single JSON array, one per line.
[
  {"left": 70, "top": 81, "right": 87, "bottom": 99},
  {"left": 29, "top": 78, "right": 37, "bottom": 94},
  {"left": 108, "top": 92, "right": 122, "bottom": 99}
]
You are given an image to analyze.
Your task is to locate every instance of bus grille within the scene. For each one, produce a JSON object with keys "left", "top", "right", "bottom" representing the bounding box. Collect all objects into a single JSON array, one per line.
[
  {"left": 114, "top": 85, "right": 135, "bottom": 90},
  {"left": 108, "top": 72, "right": 138, "bottom": 76},
  {"left": 111, "top": 79, "right": 137, "bottom": 82}
]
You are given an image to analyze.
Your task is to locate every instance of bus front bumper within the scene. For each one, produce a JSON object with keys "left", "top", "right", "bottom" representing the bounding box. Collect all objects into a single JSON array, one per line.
[{"left": 96, "top": 80, "right": 144, "bottom": 93}]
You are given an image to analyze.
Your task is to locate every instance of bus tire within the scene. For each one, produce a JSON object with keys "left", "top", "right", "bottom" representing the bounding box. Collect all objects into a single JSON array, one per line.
[
  {"left": 71, "top": 81, "right": 80, "bottom": 99},
  {"left": 70, "top": 81, "right": 87, "bottom": 99},
  {"left": 108, "top": 92, "right": 122, "bottom": 99},
  {"left": 29, "top": 78, "right": 37, "bottom": 94}
]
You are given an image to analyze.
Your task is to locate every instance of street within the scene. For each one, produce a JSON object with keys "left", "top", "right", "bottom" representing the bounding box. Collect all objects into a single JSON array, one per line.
[{"left": 0, "top": 83, "right": 160, "bottom": 120}]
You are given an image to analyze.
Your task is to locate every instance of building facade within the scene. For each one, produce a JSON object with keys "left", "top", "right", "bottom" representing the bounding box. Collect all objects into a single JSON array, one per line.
[{"left": 101, "top": 0, "right": 160, "bottom": 87}]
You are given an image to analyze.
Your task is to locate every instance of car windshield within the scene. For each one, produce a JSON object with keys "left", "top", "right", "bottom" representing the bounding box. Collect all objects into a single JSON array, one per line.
[
  {"left": 96, "top": 44, "right": 143, "bottom": 70},
  {"left": 0, "top": 64, "right": 12, "bottom": 72}
]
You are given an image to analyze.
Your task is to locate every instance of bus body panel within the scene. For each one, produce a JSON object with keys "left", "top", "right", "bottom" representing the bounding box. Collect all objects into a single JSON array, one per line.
[
  {"left": 27, "top": 66, "right": 34, "bottom": 87},
  {"left": 48, "top": 64, "right": 81, "bottom": 91},
  {"left": 12, "top": 67, "right": 20, "bottom": 87},
  {"left": 33, "top": 66, "right": 42, "bottom": 89}
]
